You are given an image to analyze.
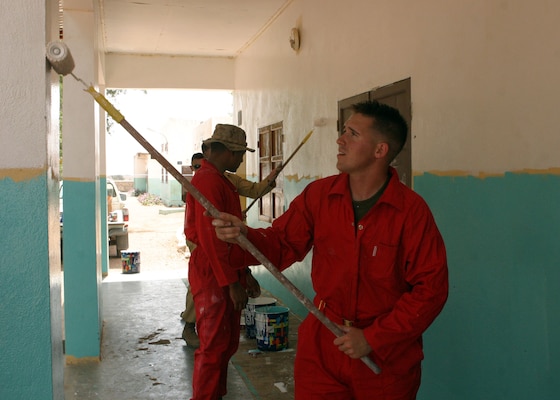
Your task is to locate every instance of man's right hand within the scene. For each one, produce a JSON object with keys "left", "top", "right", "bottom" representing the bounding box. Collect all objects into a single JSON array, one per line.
[
  {"left": 229, "top": 281, "right": 248, "bottom": 311},
  {"left": 210, "top": 212, "right": 247, "bottom": 243}
]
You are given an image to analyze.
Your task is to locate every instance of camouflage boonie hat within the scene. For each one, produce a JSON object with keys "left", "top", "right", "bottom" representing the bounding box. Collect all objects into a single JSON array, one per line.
[{"left": 202, "top": 124, "right": 255, "bottom": 152}]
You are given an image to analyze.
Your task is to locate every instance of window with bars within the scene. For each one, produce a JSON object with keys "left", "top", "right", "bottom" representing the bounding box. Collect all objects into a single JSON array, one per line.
[{"left": 258, "top": 122, "right": 284, "bottom": 222}]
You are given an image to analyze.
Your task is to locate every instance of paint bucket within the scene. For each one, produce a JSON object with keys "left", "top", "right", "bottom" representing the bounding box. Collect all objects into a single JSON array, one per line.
[
  {"left": 255, "top": 306, "right": 289, "bottom": 351},
  {"left": 244, "top": 296, "right": 276, "bottom": 338},
  {"left": 121, "top": 250, "right": 140, "bottom": 274}
]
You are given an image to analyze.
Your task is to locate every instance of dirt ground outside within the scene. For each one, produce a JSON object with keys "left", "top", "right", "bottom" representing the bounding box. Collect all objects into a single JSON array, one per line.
[{"left": 106, "top": 195, "right": 188, "bottom": 281}]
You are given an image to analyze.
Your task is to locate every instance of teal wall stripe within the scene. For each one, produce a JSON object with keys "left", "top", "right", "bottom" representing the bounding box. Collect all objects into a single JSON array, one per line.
[
  {"left": 146, "top": 178, "right": 184, "bottom": 207},
  {"left": 148, "top": 178, "right": 162, "bottom": 199},
  {"left": 134, "top": 177, "right": 147, "bottom": 193},
  {"left": 63, "top": 180, "right": 101, "bottom": 358},
  {"left": 415, "top": 172, "right": 560, "bottom": 400},
  {"left": 248, "top": 177, "right": 316, "bottom": 318},
  {"left": 0, "top": 175, "right": 60, "bottom": 398}
]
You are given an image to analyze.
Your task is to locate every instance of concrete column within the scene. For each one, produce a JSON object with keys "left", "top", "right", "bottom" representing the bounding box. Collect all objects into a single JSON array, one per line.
[
  {"left": 0, "top": 0, "right": 64, "bottom": 398},
  {"left": 62, "top": 4, "right": 103, "bottom": 361}
]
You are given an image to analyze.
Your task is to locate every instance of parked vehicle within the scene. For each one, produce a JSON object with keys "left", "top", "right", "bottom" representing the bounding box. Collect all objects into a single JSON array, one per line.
[
  {"left": 106, "top": 178, "right": 129, "bottom": 255},
  {"left": 59, "top": 179, "right": 129, "bottom": 256}
]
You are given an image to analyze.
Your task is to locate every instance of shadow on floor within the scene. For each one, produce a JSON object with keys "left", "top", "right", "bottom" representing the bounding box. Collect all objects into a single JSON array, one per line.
[{"left": 64, "top": 276, "right": 298, "bottom": 399}]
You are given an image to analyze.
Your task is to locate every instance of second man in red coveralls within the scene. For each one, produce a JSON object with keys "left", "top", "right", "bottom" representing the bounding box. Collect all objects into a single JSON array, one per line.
[{"left": 185, "top": 124, "right": 261, "bottom": 400}]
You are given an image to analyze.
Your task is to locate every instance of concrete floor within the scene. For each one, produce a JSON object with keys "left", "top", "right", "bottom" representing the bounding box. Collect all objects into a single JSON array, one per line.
[{"left": 64, "top": 273, "right": 298, "bottom": 399}]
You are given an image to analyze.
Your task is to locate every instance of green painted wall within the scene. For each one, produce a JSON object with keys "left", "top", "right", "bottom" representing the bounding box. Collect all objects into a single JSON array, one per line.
[
  {"left": 0, "top": 175, "right": 63, "bottom": 399},
  {"left": 63, "top": 180, "right": 102, "bottom": 358},
  {"left": 247, "top": 177, "right": 316, "bottom": 317},
  {"left": 134, "top": 177, "right": 147, "bottom": 193},
  {"left": 146, "top": 177, "right": 184, "bottom": 207},
  {"left": 415, "top": 172, "right": 560, "bottom": 399}
]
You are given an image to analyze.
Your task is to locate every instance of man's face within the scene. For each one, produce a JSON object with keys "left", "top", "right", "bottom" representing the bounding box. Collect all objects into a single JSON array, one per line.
[
  {"left": 228, "top": 150, "right": 246, "bottom": 172},
  {"left": 336, "top": 113, "right": 381, "bottom": 174}
]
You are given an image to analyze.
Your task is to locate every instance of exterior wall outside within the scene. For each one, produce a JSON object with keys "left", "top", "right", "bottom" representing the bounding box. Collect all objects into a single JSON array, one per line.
[
  {"left": 192, "top": 116, "right": 234, "bottom": 150},
  {"left": 233, "top": 0, "right": 560, "bottom": 399},
  {"left": 143, "top": 116, "right": 234, "bottom": 206},
  {"left": 0, "top": 1, "right": 64, "bottom": 399},
  {"left": 147, "top": 159, "right": 164, "bottom": 198},
  {"left": 134, "top": 153, "right": 149, "bottom": 192}
]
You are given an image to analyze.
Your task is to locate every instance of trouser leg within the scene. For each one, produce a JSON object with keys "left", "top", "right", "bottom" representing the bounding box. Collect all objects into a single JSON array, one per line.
[
  {"left": 182, "top": 287, "right": 196, "bottom": 323},
  {"left": 191, "top": 286, "right": 239, "bottom": 400},
  {"left": 295, "top": 316, "right": 421, "bottom": 400}
]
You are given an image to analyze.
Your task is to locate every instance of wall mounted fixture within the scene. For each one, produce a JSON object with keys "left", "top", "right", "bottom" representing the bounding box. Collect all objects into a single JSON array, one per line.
[{"left": 290, "top": 27, "right": 300, "bottom": 51}]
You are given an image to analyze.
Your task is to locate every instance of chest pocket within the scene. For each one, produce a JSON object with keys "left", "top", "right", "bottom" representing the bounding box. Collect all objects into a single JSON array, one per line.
[{"left": 363, "top": 242, "right": 399, "bottom": 280}]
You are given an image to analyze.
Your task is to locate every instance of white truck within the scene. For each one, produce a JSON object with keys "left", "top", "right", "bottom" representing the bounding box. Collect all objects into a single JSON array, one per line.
[
  {"left": 106, "top": 179, "right": 129, "bottom": 255},
  {"left": 60, "top": 178, "right": 129, "bottom": 257}
]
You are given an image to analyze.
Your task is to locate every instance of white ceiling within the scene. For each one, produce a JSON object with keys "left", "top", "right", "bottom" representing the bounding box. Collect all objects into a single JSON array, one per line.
[{"left": 98, "top": 0, "right": 291, "bottom": 57}]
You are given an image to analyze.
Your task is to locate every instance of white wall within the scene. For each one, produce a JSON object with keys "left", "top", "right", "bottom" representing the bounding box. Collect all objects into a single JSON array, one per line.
[
  {"left": 234, "top": 0, "right": 560, "bottom": 178},
  {"left": 162, "top": 118, "right": 202, "bottom": 168}
]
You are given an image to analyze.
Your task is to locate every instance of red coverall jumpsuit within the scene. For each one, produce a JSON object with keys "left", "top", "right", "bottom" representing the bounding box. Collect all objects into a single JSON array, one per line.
[
  {"left": 185, "top": 160, "right": 248, "bottom": 400},
  {"left": 234, "top": 167, "right": 448, "bottom": 399}
]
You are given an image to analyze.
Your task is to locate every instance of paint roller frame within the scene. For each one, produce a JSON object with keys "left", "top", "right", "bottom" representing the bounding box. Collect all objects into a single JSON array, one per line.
[{"left": 46, "top": 42, "right": 381, "bottom": 374}]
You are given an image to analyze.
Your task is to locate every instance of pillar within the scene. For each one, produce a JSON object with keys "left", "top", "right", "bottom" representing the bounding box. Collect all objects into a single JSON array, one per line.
[
  {"left": 62, "top": 3, "right": 103, "bottom": 361},
  {"left": 0, "top": 0, "right": 64, "bottom": 398}
]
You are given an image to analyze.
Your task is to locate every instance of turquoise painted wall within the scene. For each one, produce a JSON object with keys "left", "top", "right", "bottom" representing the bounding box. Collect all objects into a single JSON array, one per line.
[
  {"left": 63, "top": 180, "right": 102, "bottom": 358},
  {"left": 168, "top": 179, "right": 184, "bottom": 207},
  {"left": 134, "top": 177, "right": 147, "bottom": 193},
  {"left": 0, "top": 175, "right": 63, "bottom": 398},
  {"left": 414, "top": 172, "right": 560, "bottom": 399},
  {"left": 147, "top": 177, "right": 162, "bottom": 200},
  {"left": 247, "top": 177, "right": 316, "bottom": 317},
  {"left": 146, "top": 177, "right": 183, "bottom": 207},
  {"left": 251, "top": 172, "right": 560, "bottom": 399}
]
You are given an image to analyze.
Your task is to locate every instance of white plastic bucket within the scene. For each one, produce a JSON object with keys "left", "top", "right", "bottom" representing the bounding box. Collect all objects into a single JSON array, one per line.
[{"left": 244, "top": 296, "right": 276, "bottom": 338}]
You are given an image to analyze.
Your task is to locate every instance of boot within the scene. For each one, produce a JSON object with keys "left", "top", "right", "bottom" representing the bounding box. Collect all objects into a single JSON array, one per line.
[{"left": 182, "top": 322, "right": 200, "bottom": 348}]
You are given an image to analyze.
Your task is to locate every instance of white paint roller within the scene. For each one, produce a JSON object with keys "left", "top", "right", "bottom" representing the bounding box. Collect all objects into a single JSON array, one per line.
[{"left": 46, "top": 41, "right": 75, "bottom": 76}]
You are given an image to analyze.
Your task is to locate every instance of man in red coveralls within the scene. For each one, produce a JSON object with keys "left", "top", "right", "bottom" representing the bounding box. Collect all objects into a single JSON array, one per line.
[
  {"left": 185, "top": 124, "right": 261, "bottom": 400},
  {"left": 211, "top": 101, "right": 449, "bottom": 399}
]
